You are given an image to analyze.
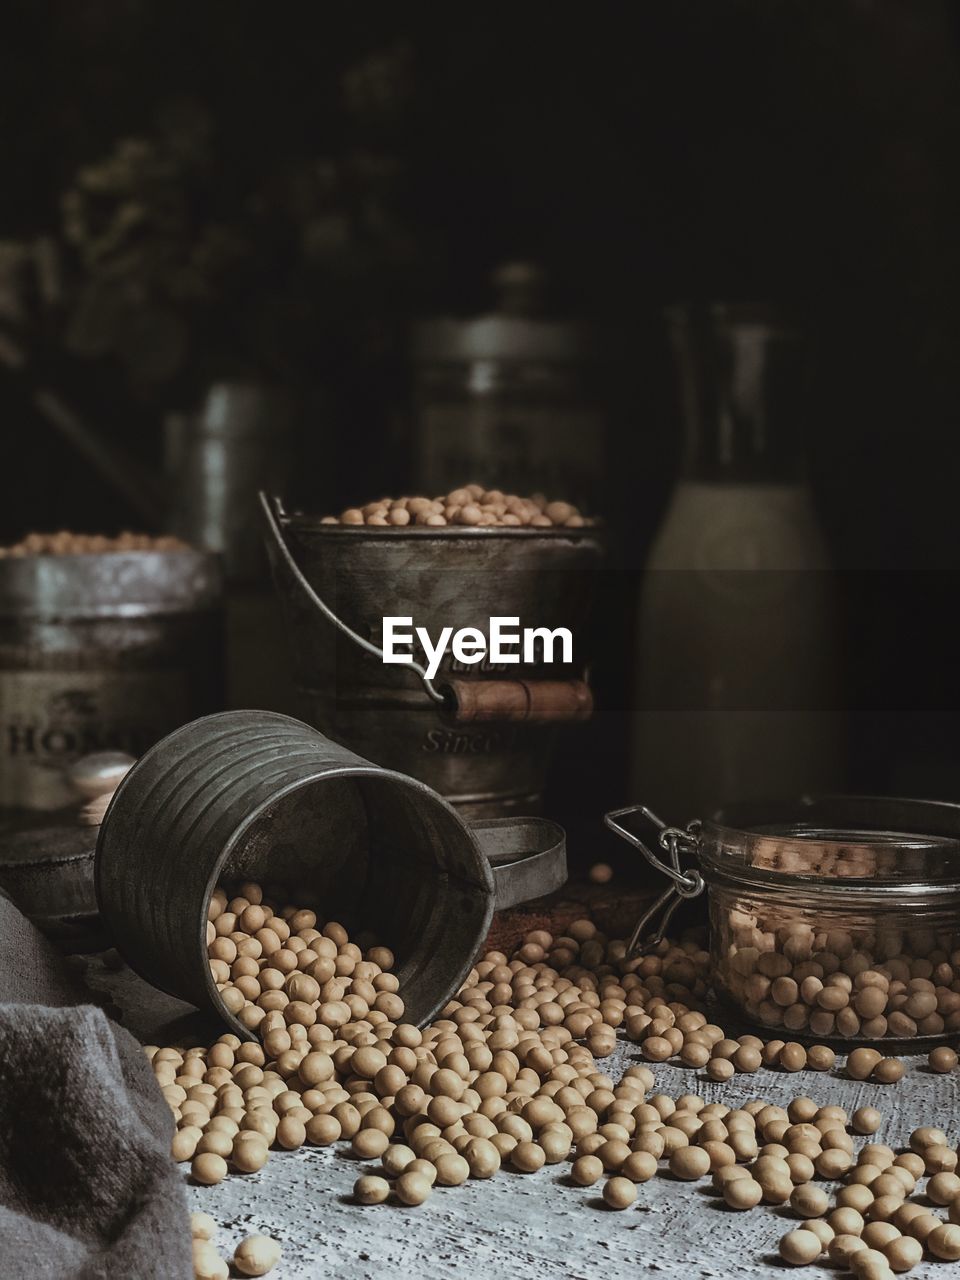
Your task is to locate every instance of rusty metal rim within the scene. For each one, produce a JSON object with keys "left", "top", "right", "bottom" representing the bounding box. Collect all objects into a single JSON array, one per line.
[
  {"left": 0, "top": 602, "right": 222, "bottom": 620},
  {"left": 281, "top": 522, "right": 603, "bottom": 540},
  {"left": 0, "top": 825, "right": 98, "bottom": 870},
  {"left": 0, "top": 549, "right": 205, "bottom": 557},
  {"left": 0, "top": 549, "right": 215, "bottom": 566},
  {"left": 0, "top": 548, "right": 223, "bottom": 617},
  {"left": 2, "top": 849, "right": 94, "bottom": 869}
]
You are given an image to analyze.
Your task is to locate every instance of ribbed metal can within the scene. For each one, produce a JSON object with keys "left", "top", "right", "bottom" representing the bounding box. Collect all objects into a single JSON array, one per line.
[
  {"left": 0, "top": 549, "right": 223, "bottom": 812},
  {"left": 95, "top": 710, "right": 566, "bottom": 1034}
]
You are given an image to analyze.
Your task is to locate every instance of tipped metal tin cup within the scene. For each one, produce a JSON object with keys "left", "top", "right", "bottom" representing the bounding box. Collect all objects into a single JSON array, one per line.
[{"left": 95, "top": 710, "right": 566, "bottom": 1036}]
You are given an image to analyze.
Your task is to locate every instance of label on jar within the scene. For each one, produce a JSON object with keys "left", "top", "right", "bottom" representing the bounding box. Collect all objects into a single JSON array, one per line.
[
  {"left": 420, "top": 725, "right": 520, "bottom": 754},
  {"left": 0, "top": 669, "right": 188, "bottom": 810}
]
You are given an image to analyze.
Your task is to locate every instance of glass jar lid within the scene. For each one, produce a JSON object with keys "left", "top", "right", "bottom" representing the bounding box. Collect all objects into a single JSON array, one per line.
[
  {"left": 700, "top": 796, "right": 960, "bottom": 891},
  {"left": 605, "top": 796, "right": 960, "bottom": 955}
]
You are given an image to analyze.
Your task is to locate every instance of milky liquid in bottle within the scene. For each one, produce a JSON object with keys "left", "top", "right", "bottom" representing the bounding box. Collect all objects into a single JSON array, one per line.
[{"left": 631, "top": 306, "right": 842, "bottom": 825}]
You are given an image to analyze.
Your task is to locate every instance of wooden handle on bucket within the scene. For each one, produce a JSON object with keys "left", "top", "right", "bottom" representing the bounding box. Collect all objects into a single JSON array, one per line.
[{"left": 445, "top": 678, "right": 593, "bottom": 724}]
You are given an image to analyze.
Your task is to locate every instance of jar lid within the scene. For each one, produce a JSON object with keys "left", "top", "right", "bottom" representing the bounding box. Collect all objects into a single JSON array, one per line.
[
  {"left": 0, "top": 548, "right": 222, "bottom": 618},
  {"left": 606, "top": 796, "right": 960, "bottom": 957},
  {"left": 412, "top": 314, "right": 593, "bottom": 364},
  {"left": 413, "top": 260, "right": 595, "bottom": 364},
  {"left": 699, "top": 795, "right": 960, "bottom": 892}
]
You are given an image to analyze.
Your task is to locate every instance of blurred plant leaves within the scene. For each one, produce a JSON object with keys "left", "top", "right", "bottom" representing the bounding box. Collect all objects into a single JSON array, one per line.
[{"left": 55, "top": 43, "right": 414, "bottom": 399}]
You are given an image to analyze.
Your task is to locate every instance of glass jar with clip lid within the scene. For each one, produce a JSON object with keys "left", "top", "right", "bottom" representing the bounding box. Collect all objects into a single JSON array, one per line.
[{"left": 605, "top": 796, "right": 960, "bottom": 1044}]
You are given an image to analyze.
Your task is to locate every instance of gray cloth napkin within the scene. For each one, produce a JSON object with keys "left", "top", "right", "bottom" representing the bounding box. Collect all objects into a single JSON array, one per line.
[{"left": 0, "top": 891, "right": 192, "bottom": 1280}]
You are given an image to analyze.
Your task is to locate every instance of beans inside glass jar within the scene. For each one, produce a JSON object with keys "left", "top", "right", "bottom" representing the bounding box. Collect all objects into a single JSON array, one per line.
[{"left": 711, "top": 894, "right": 960, "bottom": 1041}]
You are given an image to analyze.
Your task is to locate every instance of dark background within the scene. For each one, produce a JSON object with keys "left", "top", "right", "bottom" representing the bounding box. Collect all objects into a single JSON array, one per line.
[{"left": 2, "top": 0, "right": 960, "bottom": 845}]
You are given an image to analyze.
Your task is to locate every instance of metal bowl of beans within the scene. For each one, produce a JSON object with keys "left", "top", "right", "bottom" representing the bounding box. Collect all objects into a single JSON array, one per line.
[{"left": 606, "top": 796, "right": 960, "bottom": 1044}]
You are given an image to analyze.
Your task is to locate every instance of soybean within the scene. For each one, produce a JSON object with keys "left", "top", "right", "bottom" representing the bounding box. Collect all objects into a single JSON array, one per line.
[
  {"left": 779, "top": 1229, "right": 823, "bottom": 1265},
  {"left": 602, "top": 1176, "right": 637, "bottom": 1210},
  {"left": 233, "top": 1235, "right": 282, "bottom": 1277}
]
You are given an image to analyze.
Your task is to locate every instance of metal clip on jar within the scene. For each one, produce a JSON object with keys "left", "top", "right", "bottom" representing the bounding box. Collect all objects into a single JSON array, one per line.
[{"left": 606, "top": 796, "right": 960, "bottom": 1045}]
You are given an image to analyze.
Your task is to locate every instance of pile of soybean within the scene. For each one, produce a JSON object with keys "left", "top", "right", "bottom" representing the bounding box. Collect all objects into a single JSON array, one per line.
[
  {"left": 0, "top": 531, "right": 189, "bottom": 555},
  {"left": 717, "top": 901, "right": 960, "bottom": 1041},
  {"left": 320, "top": 485, "right": 594, "bottom": 528},
  {"left": 147, "top": 882, "right": 960, "bottom": 1279}
]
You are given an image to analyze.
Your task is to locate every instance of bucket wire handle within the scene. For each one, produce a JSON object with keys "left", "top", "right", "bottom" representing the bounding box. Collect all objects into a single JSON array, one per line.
[
  {"left": 603, "top": 804, "right": 704, "bottom": 956},
  {"left": 259, "top": 492, "right": 446, "bottom": 707}
]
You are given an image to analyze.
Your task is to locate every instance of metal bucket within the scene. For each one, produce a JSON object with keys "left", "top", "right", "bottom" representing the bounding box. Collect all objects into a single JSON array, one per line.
[
  {"left": 261, "top": 495, "right": 604, "bottom": 819},
  {"left": 0, "top": 549, "right": 223, "bottom": 812},
  {"left": 95, "top": 710, "right": 567, "bottom": 1035}
]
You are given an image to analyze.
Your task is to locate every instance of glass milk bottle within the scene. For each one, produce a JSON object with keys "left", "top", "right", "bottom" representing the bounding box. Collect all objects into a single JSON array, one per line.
[{"left": 631, "top": 304, "right": 842, "bottom": 823}]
